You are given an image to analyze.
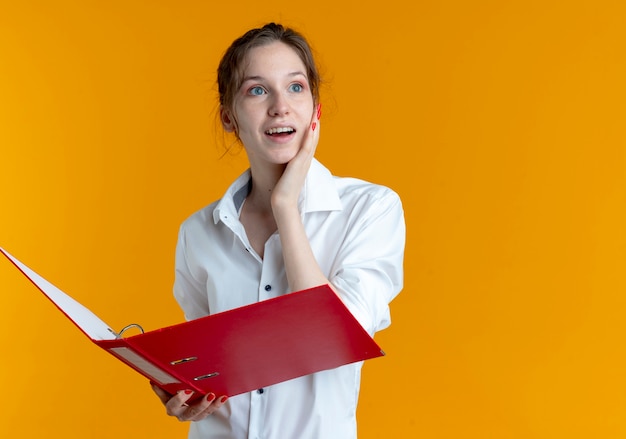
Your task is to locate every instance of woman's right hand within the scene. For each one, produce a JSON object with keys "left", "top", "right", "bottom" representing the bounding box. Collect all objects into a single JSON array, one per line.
[{"left": 151, "top": 383, "right": 228, "bottom": 422}]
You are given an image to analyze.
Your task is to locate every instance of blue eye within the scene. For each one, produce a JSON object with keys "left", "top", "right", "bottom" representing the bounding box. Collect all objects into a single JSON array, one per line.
[
  {"left": 289, "top": 83, "right": 303, "bottom": 93},
  {"left": 249, "top": 86, "right": 266, "bottom": 96}
]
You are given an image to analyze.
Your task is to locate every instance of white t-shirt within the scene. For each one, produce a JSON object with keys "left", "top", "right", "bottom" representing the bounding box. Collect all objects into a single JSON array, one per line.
[{"left": 174, "top": 159, "right": 405, "bottom": 439}]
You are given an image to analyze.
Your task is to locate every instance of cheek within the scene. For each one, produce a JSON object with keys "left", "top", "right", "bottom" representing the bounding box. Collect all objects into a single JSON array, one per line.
[
  {"left": 230, "top": 108, "right": 248, "bottom": 134},
  {"left": 233, "top": 101, "right": 263, "bottom": 126},
  {"left": 302, "top": 95, "right": 315, "bottom": 117}
]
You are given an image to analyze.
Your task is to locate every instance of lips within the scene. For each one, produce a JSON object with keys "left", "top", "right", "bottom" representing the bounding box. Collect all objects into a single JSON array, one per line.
[{"left": 265, "top": 126, "right": 295, "bottom": 136}]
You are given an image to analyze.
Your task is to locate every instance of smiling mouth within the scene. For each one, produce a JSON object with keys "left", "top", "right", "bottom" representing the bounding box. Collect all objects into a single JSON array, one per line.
[{"left": 265, "top": 127, "right": 295, "bottom": 136}]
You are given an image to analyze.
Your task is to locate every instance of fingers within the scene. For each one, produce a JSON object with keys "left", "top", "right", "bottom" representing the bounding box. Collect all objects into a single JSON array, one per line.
[
  {"left": 164, "top": 389, "right": 196, "bottom": 415},
  {"left": 157, "top": 387, "right": 229, "bottom": 422},
  {"left": 288, "top": 103, "right": 320, "bottom": 172},
  {"left": 271, "top": 103, "right": 321, "bottom": 208},
  {"left": 302, "top": 103, "right": 321, "bottom": 156},
  {"left": 312, "top": 102, "right": 322, "bottom": 133},
  {"left": 307, "top": 118, "right": 320, "bottom": 156},
  {"left": 151, "top": 382, "right": 172, "bottom": 404},
  {"left": 178, "top": 393, "right": 229, "bottom": 422}
]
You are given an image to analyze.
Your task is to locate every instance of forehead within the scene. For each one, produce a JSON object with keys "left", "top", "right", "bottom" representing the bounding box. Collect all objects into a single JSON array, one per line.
[{"left": 241, "top": 41, "right": 307, "bottom": 78}]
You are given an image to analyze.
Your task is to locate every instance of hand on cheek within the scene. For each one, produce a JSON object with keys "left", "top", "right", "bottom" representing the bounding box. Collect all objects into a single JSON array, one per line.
[
  {"left": 297, "top": 102, "right": 321, "bottom": 161},
  {"left": 271, "top": 103, "right": 321, "bottom": 208}
]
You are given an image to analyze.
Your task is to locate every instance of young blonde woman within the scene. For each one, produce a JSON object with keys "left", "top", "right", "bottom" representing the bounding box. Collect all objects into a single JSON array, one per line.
[{"left": 152, "top": 22, "right": 405, "bottom": 439}]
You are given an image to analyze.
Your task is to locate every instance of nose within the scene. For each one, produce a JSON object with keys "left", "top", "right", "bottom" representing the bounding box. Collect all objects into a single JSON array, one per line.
[{"left": 268, "top": 92, "right": 290, "bottom": 116}]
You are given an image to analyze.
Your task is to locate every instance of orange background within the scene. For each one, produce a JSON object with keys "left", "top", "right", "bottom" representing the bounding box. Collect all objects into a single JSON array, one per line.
[{"left": 1, "top": 1, "right": 625, "bottom": 438}]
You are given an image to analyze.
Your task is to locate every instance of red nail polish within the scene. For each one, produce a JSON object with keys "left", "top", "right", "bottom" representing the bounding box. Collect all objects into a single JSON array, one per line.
[
  {"left": 312, "top": 122, "right": 317, "bottom": 131},
  {"left": 206, "top": 393, "right": 216, "bottom": 402},
  {"left": 219, "top": 396, "right": 228, "bottom": 404}
]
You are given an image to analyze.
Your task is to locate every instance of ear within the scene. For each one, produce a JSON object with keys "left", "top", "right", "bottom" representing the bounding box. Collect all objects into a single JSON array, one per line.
[{"left": 220, "top": 106, "right": 237, "bottom": 133}]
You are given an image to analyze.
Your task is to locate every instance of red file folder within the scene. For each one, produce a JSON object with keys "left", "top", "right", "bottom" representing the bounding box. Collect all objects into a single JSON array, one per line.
[{"left": 0, "top": 247, "right": 384, "bottom": 400}]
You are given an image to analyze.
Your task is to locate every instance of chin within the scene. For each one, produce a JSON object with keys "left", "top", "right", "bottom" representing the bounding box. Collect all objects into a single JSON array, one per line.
[
  {"left": 267, "top": 146, "right": 300, "bottom": 164},
  {"left": 246, "top": 140, "right": 301, "bottom": 167}
]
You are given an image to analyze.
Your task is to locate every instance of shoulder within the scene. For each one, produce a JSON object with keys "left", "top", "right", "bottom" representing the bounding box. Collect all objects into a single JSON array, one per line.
[
  {"left": 179, "top": 199, "right": 220, "bottom": 233},
  {"left": 334, "top": 175, "right": 403, "bottom": 211},
  {"left": 324, "top": 174, "right": 405, "bottom": 234},
  {"left": 179, "top": 167, "right": 251, "bottom": 232},
  {"left": 309, "top": 159, "right": 402, "bottom": 213}
]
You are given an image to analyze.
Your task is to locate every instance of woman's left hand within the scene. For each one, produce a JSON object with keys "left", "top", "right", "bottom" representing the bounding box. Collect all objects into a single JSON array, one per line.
[{"left": 271, "top": 103, "right": 321, "bottom": 208}]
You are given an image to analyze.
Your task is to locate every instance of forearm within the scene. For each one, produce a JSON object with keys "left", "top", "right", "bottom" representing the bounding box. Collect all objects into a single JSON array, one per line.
[{"left": 272, "top": 202, "right": 333, "bottom": 293}]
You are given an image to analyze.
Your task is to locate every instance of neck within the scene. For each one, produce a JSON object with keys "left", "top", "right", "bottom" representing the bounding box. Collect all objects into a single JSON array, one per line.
[{"left": 247, "top": 162, "right": 287, "bottom": 212}]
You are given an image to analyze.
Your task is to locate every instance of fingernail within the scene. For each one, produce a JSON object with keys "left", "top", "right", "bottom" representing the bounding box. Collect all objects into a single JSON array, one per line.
[
  {"left": 219, "top": 396, "right": 229, "bottom": 404},
  {"left": 183, "top": 389, "right": 193, "bottom": 395},
  {"left": 312, "top": 122, "right": 317, "bottom": 131},
  {"left": 206, "top": 393, "right": 216, "bottom": 402},
  {"left": 317, "top": 103, "right": 322, "bottom": 120}
]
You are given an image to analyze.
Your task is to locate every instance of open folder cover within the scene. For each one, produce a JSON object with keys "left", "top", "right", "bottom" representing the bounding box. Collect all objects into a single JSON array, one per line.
[{"left": 0, "top": 247, "right": 384, "bottom": 400}]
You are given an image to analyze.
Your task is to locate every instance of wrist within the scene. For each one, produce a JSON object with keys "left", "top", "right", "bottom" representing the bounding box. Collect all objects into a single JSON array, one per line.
[{"left": 270, "top": 192, "right": 298, "bottom": 213}]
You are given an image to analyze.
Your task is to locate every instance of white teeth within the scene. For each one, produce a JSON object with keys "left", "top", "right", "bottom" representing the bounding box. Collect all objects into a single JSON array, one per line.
[{"left": 266, "top": 127, "right": 294, "bottom": 135}]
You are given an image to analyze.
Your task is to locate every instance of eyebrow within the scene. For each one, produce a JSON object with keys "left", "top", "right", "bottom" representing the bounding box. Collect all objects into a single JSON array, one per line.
[{"left": 241, "top": 71, "right": 307, "bottom": 83}]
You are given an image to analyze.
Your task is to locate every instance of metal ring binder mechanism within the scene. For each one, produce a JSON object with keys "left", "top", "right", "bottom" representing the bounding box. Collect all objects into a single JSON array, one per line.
[
  {"left": 0, "top": 246, "right": 385, "bottom": 402},
  {"left": 114, "top": 322, "right": 218, "bottom": 382},
  {"left": 107, "top": 309, "right": 220, "bottom": 382},
  {"left": 115, "top": 324, "right": 145, "bottom": 339}
]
